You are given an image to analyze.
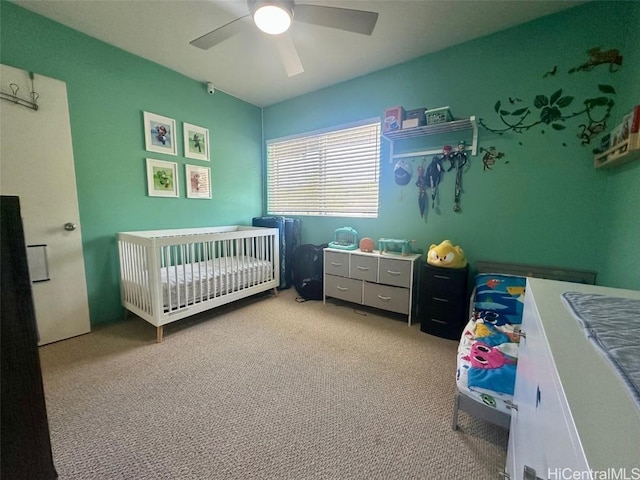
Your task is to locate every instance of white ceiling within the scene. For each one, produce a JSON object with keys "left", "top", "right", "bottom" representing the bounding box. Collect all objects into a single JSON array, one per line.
[{"left": 13, "top": 0, "right": 585, "bottom": 107}]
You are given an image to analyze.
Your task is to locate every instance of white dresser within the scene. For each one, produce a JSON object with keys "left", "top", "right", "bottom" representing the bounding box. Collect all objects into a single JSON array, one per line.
[
  {"left": 506, "top": 278, "right": 640, "bottom": 480},
  {"left": 323, "top": 248, "right": 421, "bottom": 325}
]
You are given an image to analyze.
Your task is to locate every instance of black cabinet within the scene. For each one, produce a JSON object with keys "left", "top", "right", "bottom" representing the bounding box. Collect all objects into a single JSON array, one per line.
[{"left": 419, "top": 263, "right": 469, "bottom": 339}]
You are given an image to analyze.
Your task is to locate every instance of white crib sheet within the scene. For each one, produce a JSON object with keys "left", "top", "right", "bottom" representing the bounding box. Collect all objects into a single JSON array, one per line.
[{"left": 161, "top": 255, "right": 273, "bottom": 309}]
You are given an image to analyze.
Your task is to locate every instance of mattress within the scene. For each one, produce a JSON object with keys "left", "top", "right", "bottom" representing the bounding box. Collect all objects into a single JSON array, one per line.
[
  {"left": 562, "top": 292, "right": 640, "bottom": 411},
  {"left": 161, "top": 255, "right": 273, "bottom": 309},
  {"left": 456, "top": 273, "right": 526, "bottom": 415}
]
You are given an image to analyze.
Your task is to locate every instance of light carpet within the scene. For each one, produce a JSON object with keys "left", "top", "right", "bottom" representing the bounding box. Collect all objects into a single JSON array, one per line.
[{"left": 39, "top": 288, "right": 507, "bottom": 479}]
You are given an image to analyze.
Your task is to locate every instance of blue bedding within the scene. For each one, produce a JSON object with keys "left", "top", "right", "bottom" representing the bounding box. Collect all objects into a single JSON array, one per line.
[{"left": 456, "top": 273, "right": 526, "bottom": 413}]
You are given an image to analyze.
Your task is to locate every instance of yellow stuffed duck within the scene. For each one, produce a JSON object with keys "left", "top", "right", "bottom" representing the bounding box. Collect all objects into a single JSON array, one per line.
[{"left": 427, "top": 240, "right": 467, "bottom": 268}]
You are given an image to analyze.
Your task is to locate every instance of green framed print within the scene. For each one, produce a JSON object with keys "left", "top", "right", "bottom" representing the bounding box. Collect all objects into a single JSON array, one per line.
[
  {"left": 146, "top": 158, "right": 179, "bottom": 197},
  {"left": 183, "top": 122, "right": 210, "bottom": 161}
]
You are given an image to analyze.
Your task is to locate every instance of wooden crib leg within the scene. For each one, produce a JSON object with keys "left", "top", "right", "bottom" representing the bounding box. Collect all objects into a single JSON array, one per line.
[
  {"left": 272, "top": 287, "right": 279, "bottom": 297},
  {"left": 156, "top": 325, "right": 164, "bottom": 343}
]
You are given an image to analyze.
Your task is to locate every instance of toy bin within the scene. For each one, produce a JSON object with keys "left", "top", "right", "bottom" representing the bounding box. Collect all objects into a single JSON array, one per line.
[
  {"left": 328, "top": 227, "right": 358, "bottom": 250},
  {"left": 425, "top": 107, "right": 452, "bottom": 125}
]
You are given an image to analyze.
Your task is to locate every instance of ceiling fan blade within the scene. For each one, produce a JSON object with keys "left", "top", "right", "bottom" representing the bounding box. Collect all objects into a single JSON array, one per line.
[
  {"left": 190, "top": 15, "right": 251, "bottom": 50},
  {"left": 275, "top": 33, "right": 304, "bottom": 77},
  {"left": 294, "top": 4, "right": 378, "bottom": 35}
]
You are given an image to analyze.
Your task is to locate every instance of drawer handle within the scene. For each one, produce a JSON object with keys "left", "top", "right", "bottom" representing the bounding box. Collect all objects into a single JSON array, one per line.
[
  {"left": 330, "top": 261, "right": 343, "bottom": 267},
  {"left": 431, "top": 318, "right": 447, "bottom": 324},
  {"left": 387, "top": 270, "right": 401, "bottom": 276},
  {"left": 336, "top": 286, "right": 349, "bottom": 291},
  {"left": 377, "top": 295, "right": 391, "bottom": 301},
  {"left": 433, "top": 297, "right": 449, "bottom": 303},
  {"left": 536, "top": 386, "right": 541, "bottom": 408},
  {"left": 433, "top": 274, "right": 451, "bottom": 280},
  {"left": 356, "top": 266, "right": 370, "bottom": 271}
]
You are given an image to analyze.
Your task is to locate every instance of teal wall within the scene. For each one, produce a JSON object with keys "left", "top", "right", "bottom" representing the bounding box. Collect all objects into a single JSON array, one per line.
[
  {"left": 2, "top": 1, "right": 638, "bottom": 331},
  {"left": 597, "top": 2, "right": 640, "bottom": 289},
  {"left": 1, "top": 1, "right": 264, "bottom": 325},
  {"left": 264, "top": 1, "right": 640, "bottom": 290}
]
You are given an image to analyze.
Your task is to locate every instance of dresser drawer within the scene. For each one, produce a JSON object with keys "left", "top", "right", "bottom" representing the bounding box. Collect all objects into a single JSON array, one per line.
[
  {"left": 423, "top": 264, "right": 467, "bottom": 293},
  {"left": 363, "top": 282, "right": 409, "bottom": 315},
  {"left": 324, "top": 274, "right": 362, "bottom": 304},
  {"left": 350, "top": 254, "right": 378, "bottom": 282},
  {"left": 378, "top": 258, "right": 412, "bottom": 288},
  {"left": 324, "top": 251, "right": 349, "bottom": 277},
  {"left": 423, "top": 295, "right": 467, "bottom": 318}
]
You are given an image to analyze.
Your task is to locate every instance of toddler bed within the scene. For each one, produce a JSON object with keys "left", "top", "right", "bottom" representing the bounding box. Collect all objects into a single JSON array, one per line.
[
  {"left": 452, "top": 261, "right": 596, "bottom": 430},
  {"left": 118, "top": 226, "right": 280, "bottom": 342}
]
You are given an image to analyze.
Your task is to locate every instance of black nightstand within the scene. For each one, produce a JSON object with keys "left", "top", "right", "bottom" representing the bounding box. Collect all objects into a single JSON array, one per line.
[{"left": 419, "top": 263, "right": 469, "bottom": 339}]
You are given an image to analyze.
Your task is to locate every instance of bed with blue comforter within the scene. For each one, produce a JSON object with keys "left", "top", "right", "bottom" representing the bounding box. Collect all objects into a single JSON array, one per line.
[{"left": 454, "top": 273, "right": 526, "bottom": 424}]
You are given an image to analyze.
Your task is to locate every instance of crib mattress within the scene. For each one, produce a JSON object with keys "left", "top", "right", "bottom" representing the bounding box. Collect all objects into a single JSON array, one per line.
[
  {"left": 161, "top": 255, "right": 273, "bottom": 309},
  {"left": 456, "top": 273, "right": 526, "bottom": 415}
]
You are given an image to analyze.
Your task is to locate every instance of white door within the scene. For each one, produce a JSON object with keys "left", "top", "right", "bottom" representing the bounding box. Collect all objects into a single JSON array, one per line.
[{"left": 0, "top": 64, "right": 91, "bottom": 345}]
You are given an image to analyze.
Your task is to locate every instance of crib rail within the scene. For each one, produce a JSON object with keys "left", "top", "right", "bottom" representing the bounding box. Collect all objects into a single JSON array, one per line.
[{"left": 118, "top": 226, "right": 279, "bottom": 327}]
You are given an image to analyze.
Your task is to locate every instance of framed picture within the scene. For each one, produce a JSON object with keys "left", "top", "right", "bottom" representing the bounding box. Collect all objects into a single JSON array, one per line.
[
  {"left": 185, "top": 164, "right": 212, "bottom": 199},
  {"left": 183, "top": 122, "right": 210, "bottom": 161},
  {"left": 146, "top": 158, "right": 179, "bottom": 197},
  {"left": 143, "top": 111, "right": 177, "bottom": 156}
]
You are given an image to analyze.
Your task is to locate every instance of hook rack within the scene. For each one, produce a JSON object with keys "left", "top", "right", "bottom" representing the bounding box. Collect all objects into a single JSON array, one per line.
[{"left": 0, "top": 72, "right": 39, "bottom": 111}]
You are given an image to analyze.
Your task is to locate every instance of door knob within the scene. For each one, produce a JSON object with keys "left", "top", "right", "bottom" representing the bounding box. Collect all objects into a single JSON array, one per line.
[{"left": 64, "top": 222, "right": 77, "bottom": 231}]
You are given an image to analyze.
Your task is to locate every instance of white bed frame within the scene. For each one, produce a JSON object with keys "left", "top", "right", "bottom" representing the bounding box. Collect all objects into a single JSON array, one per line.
[
  {"left": 452, "top": 260, "right": 596, "bottom": 431},
  {"left": 117, "top": 226, "right": 280, "bottom": 342}
]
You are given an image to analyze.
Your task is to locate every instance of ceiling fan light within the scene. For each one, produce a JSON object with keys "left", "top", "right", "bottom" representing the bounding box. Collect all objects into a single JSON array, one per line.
[{"left": 253, "top": 5, "right": 292, "bottom": 35}]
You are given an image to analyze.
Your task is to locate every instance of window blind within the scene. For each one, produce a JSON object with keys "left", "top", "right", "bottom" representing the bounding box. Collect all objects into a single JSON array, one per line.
[{"left": 266, "top": 120, "right": 380, "bottom": 218}]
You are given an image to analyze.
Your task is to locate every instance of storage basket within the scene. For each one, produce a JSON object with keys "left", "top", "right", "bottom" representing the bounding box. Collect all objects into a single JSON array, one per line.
[{"left": 426, "top": 107, "right": 452, "bottom": 125}]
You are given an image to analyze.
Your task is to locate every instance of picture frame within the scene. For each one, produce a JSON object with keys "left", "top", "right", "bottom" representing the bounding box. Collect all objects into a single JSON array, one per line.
[
  {"left": 143, "top": 111, "right": 177, "bottom": 156},
  {"left": 183, "top": 122, "right": 210, "bottom": 161},
  {"left": 185, "top": 164, "right": 212, "bottom": 199},
  {"left": 146, "top": 158, "right": 179, "bottom": 197}
]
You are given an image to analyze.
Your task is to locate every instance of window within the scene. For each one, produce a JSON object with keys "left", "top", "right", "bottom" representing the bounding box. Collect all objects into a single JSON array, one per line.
[{"left": 266, "top": 119, "right": 381, "bottom": 218}]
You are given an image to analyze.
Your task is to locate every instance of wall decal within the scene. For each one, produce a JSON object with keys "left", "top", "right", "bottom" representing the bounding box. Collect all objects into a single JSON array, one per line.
[
  {"left": 479, "top": 85, "right": 616, "bottom": 146},
  {"left": 480, "top": 146, "right": 505, "bottom": 171},
  {"left": 569, "top": 47, "right": 622, "bottom": 73},
  {"left": 543, "top": 65, "right": 557, "bottom": 78}
]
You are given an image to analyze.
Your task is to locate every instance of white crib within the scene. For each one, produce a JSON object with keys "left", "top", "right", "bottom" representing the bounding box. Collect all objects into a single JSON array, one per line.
[{"left": 117, "top": 226, "right": 280, "bottom": 342}]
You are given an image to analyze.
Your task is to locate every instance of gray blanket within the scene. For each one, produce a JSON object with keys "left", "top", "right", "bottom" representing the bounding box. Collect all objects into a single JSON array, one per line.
[{"left": 562, "top": 292, "right": 640, "bottom": 409}]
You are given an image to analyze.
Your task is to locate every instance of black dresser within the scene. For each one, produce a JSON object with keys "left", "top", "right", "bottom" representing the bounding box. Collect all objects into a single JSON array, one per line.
[
  {"left": 1, "top": 196, "right": 57, "bottom": 479},
  {"left": 419, "top": 263, "right": 469, "bottom": 339}
]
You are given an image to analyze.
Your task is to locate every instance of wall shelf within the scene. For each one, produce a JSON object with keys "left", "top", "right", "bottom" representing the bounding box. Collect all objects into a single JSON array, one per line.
[
  {"left": 382, "top": 116, "right": 478, "bottom": 162},
  {"left": 593, "top": 139, "right": 640, "bottom": 169}
]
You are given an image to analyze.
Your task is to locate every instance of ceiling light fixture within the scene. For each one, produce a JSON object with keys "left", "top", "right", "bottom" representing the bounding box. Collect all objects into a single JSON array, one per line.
[{"left": 250, "top": 0, "right": 293, "bottom": 35}]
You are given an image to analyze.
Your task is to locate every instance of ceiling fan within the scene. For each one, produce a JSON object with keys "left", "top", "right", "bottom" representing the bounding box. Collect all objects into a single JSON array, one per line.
[{"left": 190, "top": 0, "right": 379, "bottom": 77}]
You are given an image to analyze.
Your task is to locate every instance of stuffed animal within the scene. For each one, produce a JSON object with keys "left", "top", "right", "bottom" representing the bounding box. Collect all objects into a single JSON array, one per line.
[
  {"left": 359, "top": 237, "right": 375, "bottom": 253},
  {"left": 427, "top": 239, "right": 467, "bottom": 268}
]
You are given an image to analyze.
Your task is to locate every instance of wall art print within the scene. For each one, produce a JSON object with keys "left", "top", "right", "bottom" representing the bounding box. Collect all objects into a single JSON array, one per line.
[
  {"left": 185, "top": 164, "right": 212, "bottom": 199},
  {"left": 183, "top": 122, "right": 210, "bottom": 161},
  {"left": 143, "top": 111, "right": 177, "bottom": 156},
  {"left": 146, "top": 158, "right": 179, "bottom": 198}
]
